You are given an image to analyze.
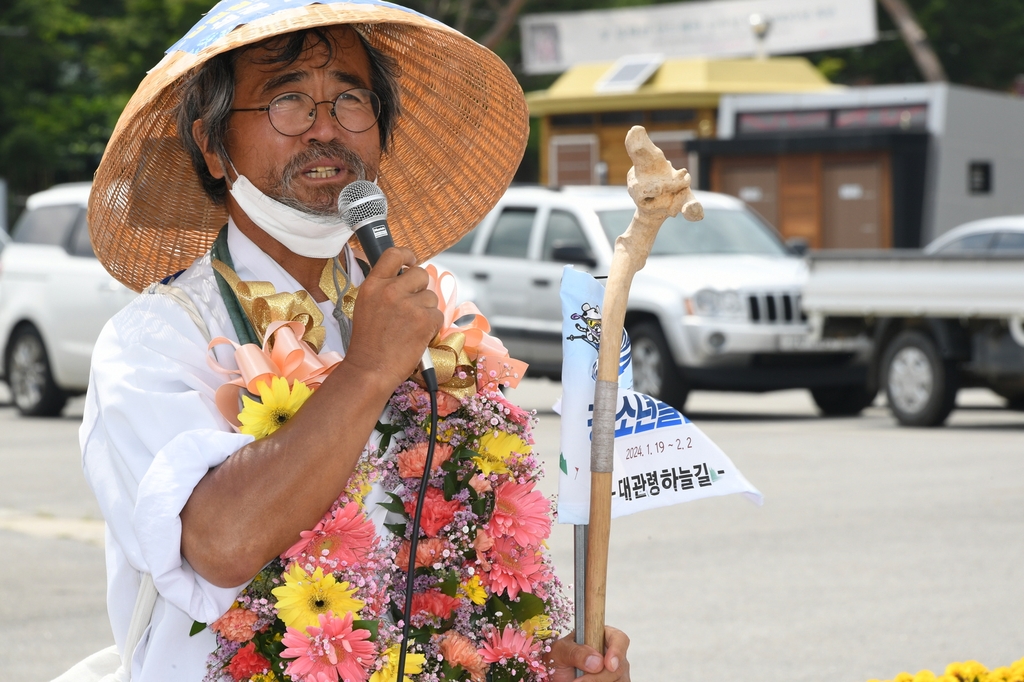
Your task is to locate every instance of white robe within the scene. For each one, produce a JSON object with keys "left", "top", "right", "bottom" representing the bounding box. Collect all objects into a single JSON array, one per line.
[{"left": 81, "top": 221, "right": 374, "bottom": 680}]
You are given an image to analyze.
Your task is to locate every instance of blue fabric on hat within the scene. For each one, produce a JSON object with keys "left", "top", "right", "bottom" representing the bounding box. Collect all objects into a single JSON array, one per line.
[{"left": 167, "top": 0, "right": 434, "bottom": 56}]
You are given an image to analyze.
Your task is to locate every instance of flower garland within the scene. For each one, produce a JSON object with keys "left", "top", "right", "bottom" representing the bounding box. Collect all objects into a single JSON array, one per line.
[
  {"left": 200, "top": 278, "right": 572, "bottom": 682},
  {"left": 869, "top": 657, "right": 1024, "bottom": 682}
]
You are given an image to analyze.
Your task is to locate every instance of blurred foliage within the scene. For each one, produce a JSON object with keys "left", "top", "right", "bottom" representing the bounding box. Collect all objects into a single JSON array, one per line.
[
  {"left": 0, "top": 0, "right": 209, "bottom": 221},
  {"left": 3, "top": 0, "right": 1024, "bottom": 217},
  {"left": 806, "top": 0, "right": 1024, "bottom": 90}
]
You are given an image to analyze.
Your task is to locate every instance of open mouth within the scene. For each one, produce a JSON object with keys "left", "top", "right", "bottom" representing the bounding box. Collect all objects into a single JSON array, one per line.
[{"left": 304, "top": 166, "right": 341, "bottom": 179}]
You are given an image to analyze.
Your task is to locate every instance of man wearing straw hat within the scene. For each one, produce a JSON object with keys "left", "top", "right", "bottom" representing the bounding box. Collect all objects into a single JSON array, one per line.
[{"left": 81, "top": 1, "right": 631, "bottom": 679}]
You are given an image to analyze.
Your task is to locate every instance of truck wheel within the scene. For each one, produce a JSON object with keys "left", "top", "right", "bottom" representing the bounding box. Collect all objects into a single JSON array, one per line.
[
  {"left": 628, "top": 321, "right": 689, "bottom": 410},
  {"left": 5, "top": 325, "right": 67, "bottom": 417},
  {"left": 882, "top": 330, "right": 957, "bottom": 427},
  {"left": 810, "top": 386, "right": 877, "bottom": 416}
]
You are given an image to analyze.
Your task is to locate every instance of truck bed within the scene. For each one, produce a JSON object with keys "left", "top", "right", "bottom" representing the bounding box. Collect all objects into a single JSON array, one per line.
[{"left": 802, "top": 250, "right": 1024, "bottom": 319}]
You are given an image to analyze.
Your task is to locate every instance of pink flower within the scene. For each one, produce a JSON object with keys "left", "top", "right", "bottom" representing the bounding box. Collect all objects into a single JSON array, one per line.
[
  {"left": 478, "top": 624, "right": 540, "bottom": 665},
  {"left": 473, "top": 529, "right": 494, "bottom": 570},
  {"left": 412, "top": 387, "right": 462, "bottom": 417},
  {"left": 281, "top": 611, "right": 375, "bottom": 682},
  {"left": 492, "top": 394, "right": 530, "bottom": 426},
  {"left": 440, "top": 632, "right": 488, "bottom": 682},
  {"left": 227, "top": 642, "right": 271, "bottom": 681},
  {"left": 283, "top": 502, "right": 377, "bottom": 567},
  {"left": 491, "top": 481, "right": 551, "bottom": 547},
  {"left": 484, "top": 537, "right": 544, "bottom": 600},
  {"left": 403, "top": 487, "right": 462, "bottom": 537},
  {"left": 396, "top": 537, "right": 449, "bottom": 570},
  {"left": 468, "top": 474, "right": 492, "bottom": 495},
  {"left": 410, "top": 589, "right": 462, "bottom": 621},
  {"left": 397, "top": 442, "right": 453, "bottom": 478},
  {"left": 210, "top": 607, "right": 260, "bottom": 643}
]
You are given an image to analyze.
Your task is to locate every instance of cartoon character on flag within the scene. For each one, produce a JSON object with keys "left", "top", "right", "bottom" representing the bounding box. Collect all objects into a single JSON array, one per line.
[{"left": 556, "top": 265, "right": 763, "bottom": 524}]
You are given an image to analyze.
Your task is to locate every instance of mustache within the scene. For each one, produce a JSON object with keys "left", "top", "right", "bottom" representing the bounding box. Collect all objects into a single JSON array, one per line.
[{"left": 265, "top": 141, "right": 368, "bottom": 216}]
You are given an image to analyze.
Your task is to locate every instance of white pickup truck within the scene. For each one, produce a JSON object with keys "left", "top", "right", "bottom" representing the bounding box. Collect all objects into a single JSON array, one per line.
[
  {"left": 433, "top": 186, "right": 871, "bottom": 414},
  {"left": 802, "top": 251, "right": 1024, "bottom": 426}
]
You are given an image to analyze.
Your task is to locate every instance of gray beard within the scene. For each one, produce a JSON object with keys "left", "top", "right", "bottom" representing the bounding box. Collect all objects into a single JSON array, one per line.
[{"left": 264, "top": 141, "right": 368, "bottom": 217}]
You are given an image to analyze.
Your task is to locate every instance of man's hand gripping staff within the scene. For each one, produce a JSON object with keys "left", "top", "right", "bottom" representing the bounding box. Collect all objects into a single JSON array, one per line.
[{"left": 585, "top": 126, "right": 704, "bottom": 651}]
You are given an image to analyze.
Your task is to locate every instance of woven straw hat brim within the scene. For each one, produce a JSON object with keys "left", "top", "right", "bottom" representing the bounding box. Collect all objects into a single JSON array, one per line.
[{"left": 89, "top": 3, "right": 529, "bottom": 292}]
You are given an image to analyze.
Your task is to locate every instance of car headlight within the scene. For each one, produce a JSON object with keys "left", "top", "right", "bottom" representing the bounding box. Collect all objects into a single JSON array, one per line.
[{"left": 687, "top": 288, "right": 744, "bottom": 318}]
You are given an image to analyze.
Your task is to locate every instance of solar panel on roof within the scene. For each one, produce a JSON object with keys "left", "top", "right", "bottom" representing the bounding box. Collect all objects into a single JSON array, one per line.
[{"left": 595, "top": 54, "right": 663, "bottom": 93}]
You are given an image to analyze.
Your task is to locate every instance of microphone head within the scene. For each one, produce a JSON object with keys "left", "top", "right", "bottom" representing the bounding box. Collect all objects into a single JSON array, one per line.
[{"left": 338, "top": 180, "right": 387, "bottom": 229}]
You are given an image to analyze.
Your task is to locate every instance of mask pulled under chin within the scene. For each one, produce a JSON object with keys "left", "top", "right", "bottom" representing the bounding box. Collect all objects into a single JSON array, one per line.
[{"left": 227, "top": 174, "right": 353, "bottom": 259}]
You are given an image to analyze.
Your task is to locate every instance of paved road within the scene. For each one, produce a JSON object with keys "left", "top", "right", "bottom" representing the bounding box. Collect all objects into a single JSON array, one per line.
[{"left": 2, "top": 382, "right": 1023, "bottom": 681}]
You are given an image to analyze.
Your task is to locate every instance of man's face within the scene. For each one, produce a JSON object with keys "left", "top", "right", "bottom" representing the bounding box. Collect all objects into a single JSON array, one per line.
[{"left": 218, "top": 26, "right": 382, "bottom": 215}]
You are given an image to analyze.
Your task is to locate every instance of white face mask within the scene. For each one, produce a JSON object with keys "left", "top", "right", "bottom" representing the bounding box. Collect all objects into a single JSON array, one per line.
[{"left": 227, "top": 173, "right": 354, "bottom": 259}]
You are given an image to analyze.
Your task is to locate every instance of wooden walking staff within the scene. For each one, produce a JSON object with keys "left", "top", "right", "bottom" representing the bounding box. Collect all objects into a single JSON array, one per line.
[{"left": 583, "top": 126, "right": 704, "bottom": 651}]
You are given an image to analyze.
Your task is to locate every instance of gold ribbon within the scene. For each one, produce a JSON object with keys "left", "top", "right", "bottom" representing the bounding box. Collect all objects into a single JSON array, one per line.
[
  {"left": 422, "top": 330, "right": 478, "bottom": 399},
  {"left": 212, "top": 259, "right": 328, "bottom": 352}
]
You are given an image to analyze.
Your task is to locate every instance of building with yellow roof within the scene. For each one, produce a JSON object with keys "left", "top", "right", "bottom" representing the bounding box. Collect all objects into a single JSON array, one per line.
[{"left": 526, "top": 56, "right": 836, "bottom": 187}]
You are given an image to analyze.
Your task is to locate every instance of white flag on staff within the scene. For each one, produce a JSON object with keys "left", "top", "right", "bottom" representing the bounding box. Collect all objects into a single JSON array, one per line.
[{"left": 556, "top": 267, "right": 763, "bottom": 525}]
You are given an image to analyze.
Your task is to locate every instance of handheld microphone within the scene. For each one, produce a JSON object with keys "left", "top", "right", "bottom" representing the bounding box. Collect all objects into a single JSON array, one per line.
[{"left": 338, "top": 180, "right": 437, "bottom": 391}]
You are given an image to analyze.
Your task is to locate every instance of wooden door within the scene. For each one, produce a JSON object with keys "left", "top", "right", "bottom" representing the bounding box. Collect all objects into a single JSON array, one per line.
[
  {"left": 719, "top": 164, "right": 779, "bottom": 229},
  {"left": 821, "top": 158, "right": 890, "bottom": 248}
]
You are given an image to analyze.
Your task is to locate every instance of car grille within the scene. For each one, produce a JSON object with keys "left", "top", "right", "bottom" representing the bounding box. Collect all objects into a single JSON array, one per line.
[{"left": 748, "top": 292, "right": 806, "bottom": 324}]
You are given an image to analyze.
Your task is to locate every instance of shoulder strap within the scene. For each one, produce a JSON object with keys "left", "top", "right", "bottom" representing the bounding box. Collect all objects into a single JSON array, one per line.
[
  {"left": 123, "top": 573, "right": 157, "bottom": 679},
  {"left": 210, "top": 227, "right": 260, "bottom": 346},
  {"left": 146, "top": 283, "right": 212, "bottom": 344}
]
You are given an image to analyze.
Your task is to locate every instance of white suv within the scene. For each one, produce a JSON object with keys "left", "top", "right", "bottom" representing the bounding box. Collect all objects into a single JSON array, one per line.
[
  {"left": 432, "top": 186, "right": 872, "bottom": 414},
  {"left": 0, "top": 183, "right": 136, "bottom": 415}
]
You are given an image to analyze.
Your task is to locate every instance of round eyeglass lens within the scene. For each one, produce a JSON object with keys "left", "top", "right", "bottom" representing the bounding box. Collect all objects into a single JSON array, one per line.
[{"left": 267, "top": 89, "right": 381, "bottom": 136}]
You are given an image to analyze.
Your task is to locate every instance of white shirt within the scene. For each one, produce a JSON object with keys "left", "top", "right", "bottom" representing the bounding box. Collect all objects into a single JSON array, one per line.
[{"left": 81, "top": 222, "right": 370, "bottom": 680}]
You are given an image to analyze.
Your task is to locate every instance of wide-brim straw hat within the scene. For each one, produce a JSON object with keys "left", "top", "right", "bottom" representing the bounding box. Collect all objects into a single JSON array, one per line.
[{"left": 88, "top": 0, "right": 529, "bottom": 292}]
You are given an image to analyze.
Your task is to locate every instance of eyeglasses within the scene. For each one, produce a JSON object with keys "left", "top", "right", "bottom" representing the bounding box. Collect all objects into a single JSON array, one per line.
[{"left": 231, "top": 88, "right": 381, "bottom": 137}]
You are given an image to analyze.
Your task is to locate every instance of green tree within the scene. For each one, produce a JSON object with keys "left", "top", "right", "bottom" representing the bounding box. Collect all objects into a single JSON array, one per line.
[
  {"left": 807, "top": 0, "right": 1024, "bottom": 90},
  {"left": 0, "top": 0, "right": 208, "bottom": 223}
]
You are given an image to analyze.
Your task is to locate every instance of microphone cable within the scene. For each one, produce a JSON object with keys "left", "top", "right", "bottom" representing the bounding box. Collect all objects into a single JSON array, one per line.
[{"left": 395, "top": 365, "right": 438, "bottom": 682}]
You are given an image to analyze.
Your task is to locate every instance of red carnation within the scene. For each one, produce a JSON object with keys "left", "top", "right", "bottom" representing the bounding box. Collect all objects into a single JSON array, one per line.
[
  {"left": 403, "top": 486, "right": 462, "bottom": 537},
  {"left": 227, "top": 642, "right": 271, "bottom": 681},
  {"left": 410, "top": 589, "right": 462, "bottom": 621}
]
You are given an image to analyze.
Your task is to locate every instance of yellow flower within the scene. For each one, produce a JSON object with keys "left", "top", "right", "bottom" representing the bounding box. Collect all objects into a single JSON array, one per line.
[
  {"left": 473, "top": 431, "right": 530, "bottom": 476},
  {"left": 459, "top": 574, "right": 487, "bottom": 606},
  {"left": 271, "top": 564, "right": 363, "bottom": 631},
  {"left": 251, "top": 674, "right": 279, "bottom": 682},
  {"left": 370, "top": 644, "right": 425, "bottom": 682},
  {"left": 912, "top": 671, "right": 937, "bottom": 682},
  {"left": 522, "top": 614, "right": 553, "bottom": 639},
  {"left": 238, "top": 377, "right": 312, "bottom": 440}
]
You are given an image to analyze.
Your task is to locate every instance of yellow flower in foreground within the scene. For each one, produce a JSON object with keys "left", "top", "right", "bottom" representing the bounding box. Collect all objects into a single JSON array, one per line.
[
  {"left": 459, "top": 574, "right": 487, "bottom": 606},
  {"left": 912, "top": 671, "right": 937, "bottom": 682},
  {"left": 473, "top": 431, "right": 530, "bottom": 476},
  {"left": 522, "top": 614, "right": 553, "bottom": 639},
  {"left": 238, "top": 377, "right": 312, "bottom": 440},
  {"left": 251, "top": 673, "right": 279, "bottom": 682},
  {"left": 271, "top": 564, "right": 363, "bottom": 632},
  {"left": 370, "top": 644, "right": 425, "bottom": 682}
]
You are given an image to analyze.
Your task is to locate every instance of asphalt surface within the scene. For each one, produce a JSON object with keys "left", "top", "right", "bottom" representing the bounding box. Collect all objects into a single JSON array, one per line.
[{"left": 2, "top": 382, "right": 1023, "bottom": 682}]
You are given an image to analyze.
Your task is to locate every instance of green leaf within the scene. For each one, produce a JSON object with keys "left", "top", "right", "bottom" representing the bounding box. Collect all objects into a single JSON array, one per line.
[
  {"left": 441, "top": 662, "right": 468, "bottom": 681},
  {"left": 508, "top": 592, "right": 545, "bottom": 622},
  {"left": 375, "top": 421, "right": 403, "bottom": 453},
  {"left": 438, "top": 571, "right": 460, "bottom": 597},
  {"left": 352, "top": 619, "right": 379, "bottom": 641},
  {"left": 189, "top": 620, "right": 206, "bottom": 636},
  {"left": 485, "top": 594, "right": 514, "bottom": 627},
  {"left": 384, "top": 522, "right": 408, "bottom": 537},
  {"left": 378, "top": 492, "right": 408, "bottom": 516},
  {"left": 443, "top": 470, "right": 459, "bottom": 500}
]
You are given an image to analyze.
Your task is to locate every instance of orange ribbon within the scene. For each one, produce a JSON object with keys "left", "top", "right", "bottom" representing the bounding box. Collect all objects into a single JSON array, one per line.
[
  {"left": 422, "top": 265, "right": 529, "bottom": 396},
  {"left": 208, "top": 320, "right": 344, "bottom": 428}
]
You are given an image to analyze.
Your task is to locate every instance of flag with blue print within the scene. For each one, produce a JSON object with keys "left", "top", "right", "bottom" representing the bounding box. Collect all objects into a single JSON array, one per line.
[{"left": 557, "top": 267, "right": 762, "bottom": 524}]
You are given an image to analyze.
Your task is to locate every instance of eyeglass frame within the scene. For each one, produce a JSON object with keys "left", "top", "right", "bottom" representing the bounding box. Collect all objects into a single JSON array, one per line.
[{"left": 230, "top": 88, "right": 382, "bottom": 137}]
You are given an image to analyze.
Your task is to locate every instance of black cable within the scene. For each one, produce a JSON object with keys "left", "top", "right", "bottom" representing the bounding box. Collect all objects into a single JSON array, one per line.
[{"left": 396, "top": 365, "right": 438, "bottom": 682}]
